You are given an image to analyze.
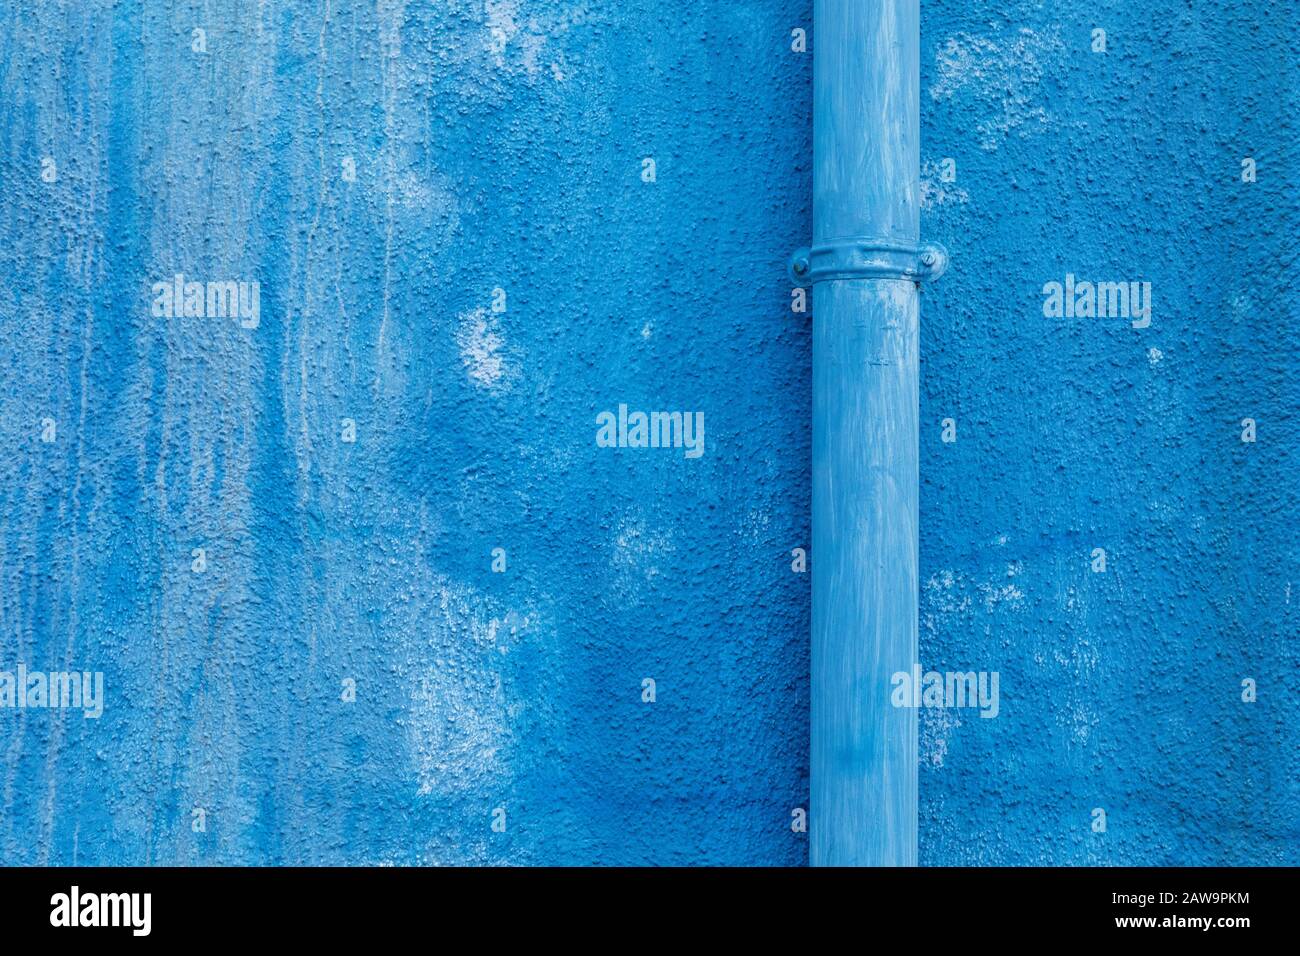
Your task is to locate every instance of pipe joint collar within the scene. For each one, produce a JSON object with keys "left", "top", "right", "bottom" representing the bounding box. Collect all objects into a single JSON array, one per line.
[{"left": 790, "top": 238, "right": 949, "bottom": 287}]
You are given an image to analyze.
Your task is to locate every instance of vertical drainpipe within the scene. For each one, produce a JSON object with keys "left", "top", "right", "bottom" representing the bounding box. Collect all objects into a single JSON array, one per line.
[{"left": 791, "top": 0, "right": 947, "bottom": 867}]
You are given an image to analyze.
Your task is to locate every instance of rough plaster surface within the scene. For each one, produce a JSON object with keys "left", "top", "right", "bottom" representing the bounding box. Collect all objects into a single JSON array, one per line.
[
  {"left": 0, "top": 0, "right": 1294, "bottom": 866},
  {"left": 919, "top": 0, "right": 1297, "bottom": 864},
  {"left": 0, "top": 0, "right": 812, "bottom": 865}
]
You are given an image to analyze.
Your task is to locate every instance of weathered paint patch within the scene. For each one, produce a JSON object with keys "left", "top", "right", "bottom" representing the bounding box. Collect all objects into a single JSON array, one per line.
[
  {"left": 456, "top": 307, "right": 516, "bottom": 392},
  {"left": 929, "top": 27, "right": 1062, "bottom": 151}
]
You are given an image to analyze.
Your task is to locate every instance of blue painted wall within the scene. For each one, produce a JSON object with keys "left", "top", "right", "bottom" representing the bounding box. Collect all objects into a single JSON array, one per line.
[
  {"left": 918, "top": 1, "right": 1297, "bottom": 864},
  {"left": 0, "top": 0, "right": 1293, "bottom": 866},
  {"left": 0, "top": 0, "right": 811, "bottom": 866}
]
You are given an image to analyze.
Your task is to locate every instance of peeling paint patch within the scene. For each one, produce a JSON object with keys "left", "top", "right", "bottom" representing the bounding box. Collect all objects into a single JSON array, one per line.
[
  {"left": 484, "top": 0, "right": 585, "bottom": 80},
  {"left": 921, "top": 705, "right": 962, "bottom": 769},
  {"left": 486, "top": 0, "right": 520, "bottom": 68},
  {"left": 456, "top": 307, "right": 516, "bottom": 392},
  {"left": 929, "top": 29, "right": 1062, "bottom": 150},
  {"left": 978, "top": 562, "right": 1025, "bottom": 612},
  {"left": 1062, "top": 704, "right": 1098, "bottom": 747},
  {"left": 406, "top": 580, "right": 522, "bottom": 799},
  {"left": 610, "top": 517, "right": 675, "bottom": 599},
  {"left": 920, "top": 159, "right": 970, "bottom": 209}
]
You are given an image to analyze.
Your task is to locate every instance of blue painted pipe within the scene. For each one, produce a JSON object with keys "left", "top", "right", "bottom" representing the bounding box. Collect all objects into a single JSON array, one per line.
[{"left": 803, "top": 0, "right": 941, "bottom": 867}]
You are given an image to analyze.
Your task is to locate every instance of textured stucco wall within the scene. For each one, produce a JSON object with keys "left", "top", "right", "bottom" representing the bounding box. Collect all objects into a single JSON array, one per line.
[
  {"left": 918, "top": 0, "right": 1297, "bottom": 864},
  {"left": 0, "top": 0, "right": 1294, "bottom": 867},
  {"left": 0, "top": 0, "right": 811, "bottom": 865}
]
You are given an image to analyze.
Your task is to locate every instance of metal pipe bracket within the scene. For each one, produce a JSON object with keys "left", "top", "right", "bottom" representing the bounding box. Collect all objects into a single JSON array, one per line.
[{"left": 789, "top": 238, "right": 949, "bottom": 286}]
